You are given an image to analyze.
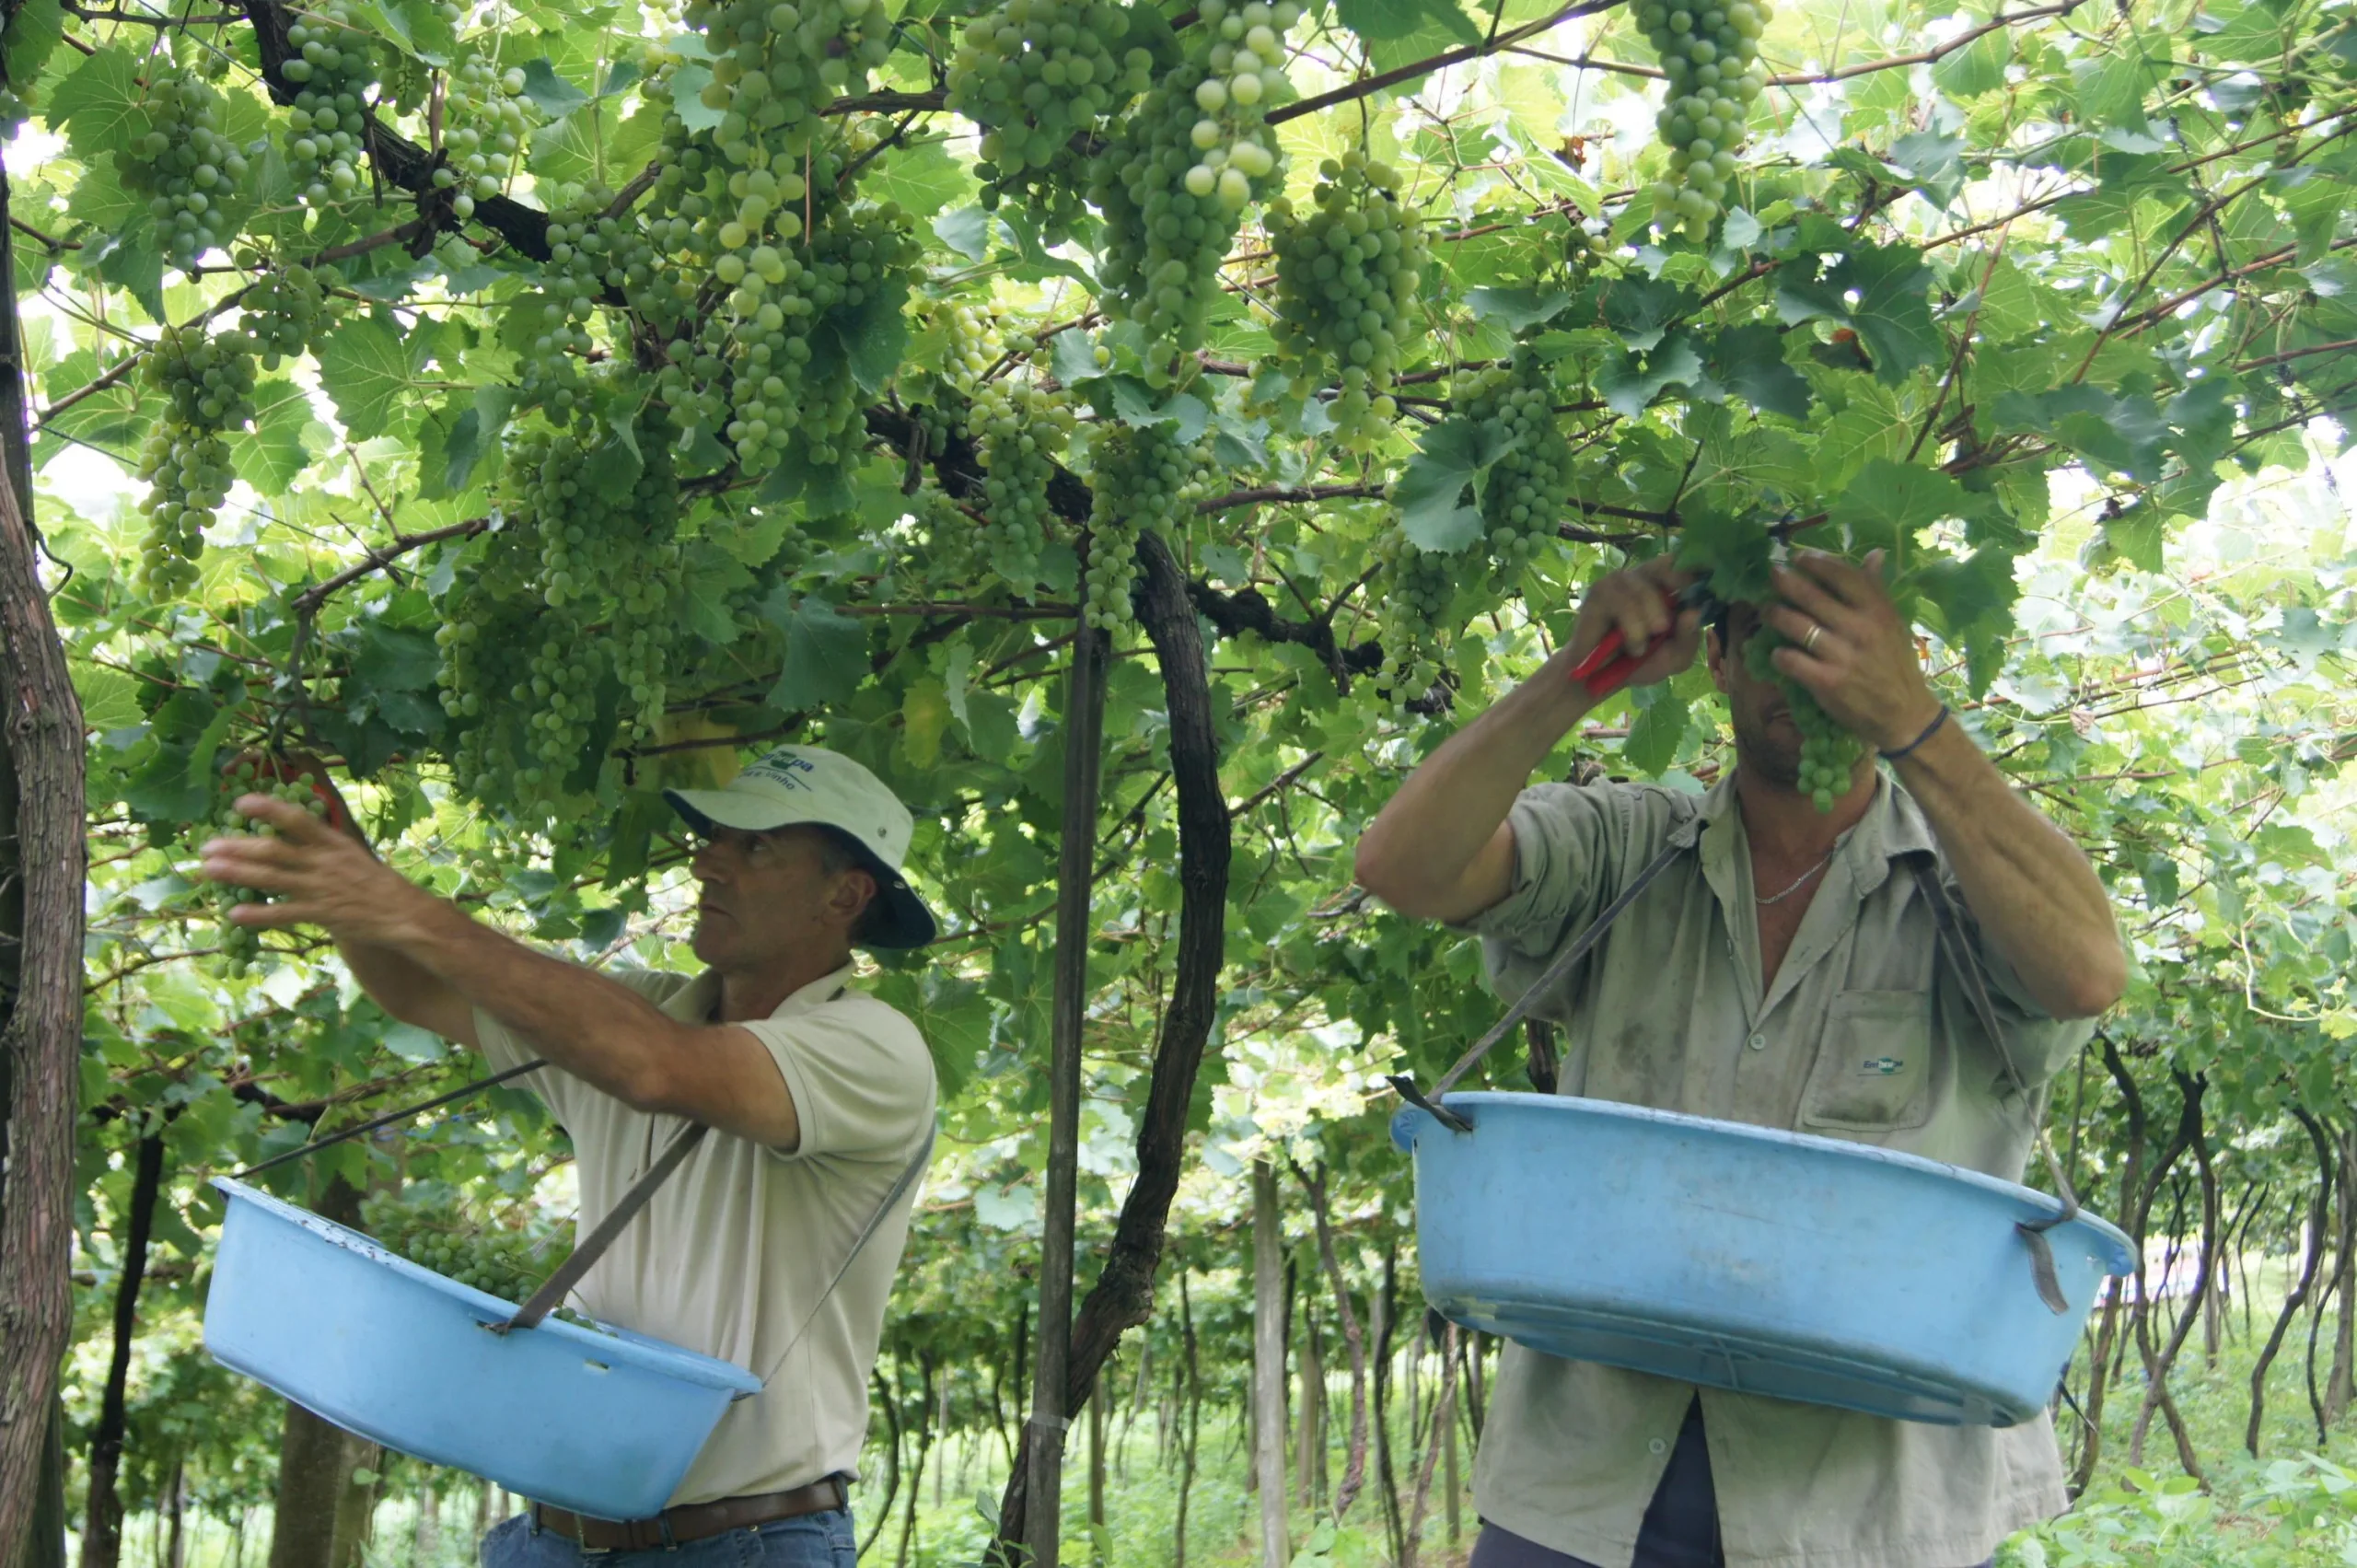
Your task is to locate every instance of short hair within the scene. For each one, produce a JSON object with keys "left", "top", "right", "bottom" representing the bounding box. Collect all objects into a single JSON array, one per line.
[{"left": 806, "top": 825, "right": 888, "bottom": 947}]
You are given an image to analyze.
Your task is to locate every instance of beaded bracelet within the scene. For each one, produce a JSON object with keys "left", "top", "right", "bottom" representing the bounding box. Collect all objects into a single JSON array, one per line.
[{"left": 1878, "top": 704, "right": 1950, "bottom": 761}]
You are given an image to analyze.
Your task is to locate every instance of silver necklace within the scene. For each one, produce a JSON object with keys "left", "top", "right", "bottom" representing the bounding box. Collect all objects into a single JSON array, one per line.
[{"left": 1754, "top": 847, "right": 1838, "bottom": 906}]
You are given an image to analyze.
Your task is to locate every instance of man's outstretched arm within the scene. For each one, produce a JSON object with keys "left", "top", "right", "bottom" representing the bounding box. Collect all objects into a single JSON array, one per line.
[
  {"left": 1768, "top": 551, "right": 2127, "bottom": 1020},
  {"left": 201, "top": 798, "right": 803, "bottom": 1145},
  {"left": 1355, "top": 557, "right": 1701, "bottom": 923}
]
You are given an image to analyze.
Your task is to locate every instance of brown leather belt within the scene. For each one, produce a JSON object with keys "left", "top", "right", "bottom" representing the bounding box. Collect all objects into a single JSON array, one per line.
[{"left": 530, "top": 1477, "right": 848, "bottom": 1551}]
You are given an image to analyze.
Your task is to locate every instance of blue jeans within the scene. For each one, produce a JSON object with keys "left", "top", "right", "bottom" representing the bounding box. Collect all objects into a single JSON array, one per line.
[{"left": 480, "top": 1509, "right": 857, "bottom": 1567}]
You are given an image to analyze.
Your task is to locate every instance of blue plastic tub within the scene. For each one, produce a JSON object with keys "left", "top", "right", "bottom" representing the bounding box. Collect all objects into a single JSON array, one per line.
[
  {"left": 1393, "top": 1094, "right": 2134, "bottom": 1426},
  {"left": 204, "top": 1177, "right": 761, "bottom": 1518}
]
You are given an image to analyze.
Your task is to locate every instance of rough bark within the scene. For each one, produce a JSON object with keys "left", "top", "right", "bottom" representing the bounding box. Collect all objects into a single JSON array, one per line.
[
  {"left": 2127, "top": 1072, "right": 2209, "bottom": 1487},
  {"left": 2328, "top": 1127, "right": 2356, "bottom": 1421},
  {"left": 0, "top": 232, "right": 81, "bottom": 1559},
  {"left": 1174, "top": 1272, "right": 1200, "bottom": 1568},
  {"left": 2249, "top": 1107, "right": 2336, "bottom": 1457},
  {"left": 267, "top": 1179, "right": 380, "bottom": 1568},
  {"left": 1252, "top": 1161, "right": 1290, "bottom": 1568},
  {"left": 994, "top": 532, "right": 1232, "bottom": 1548},
  {"left": 82, "top": 1130, "right": 169, "bottom": 1568},
  {"left": 1404, "top": 1325, "right": 1460, "bottom": 1568},
  {"left": 2071, "top": 1035, "right": 2148, "bottom": 1494},
  {"left": 1372, "top": 1249, "right": 1405, "bottom": 1567}
]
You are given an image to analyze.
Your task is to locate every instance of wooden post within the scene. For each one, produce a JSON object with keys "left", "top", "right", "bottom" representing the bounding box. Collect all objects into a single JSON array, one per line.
[
  {"left": 1024, "top": 624, "right": 1108, "bottom": 1568},
  {"left": 1252, "top": 1160, "right": 1290, "bottom": 1568}
]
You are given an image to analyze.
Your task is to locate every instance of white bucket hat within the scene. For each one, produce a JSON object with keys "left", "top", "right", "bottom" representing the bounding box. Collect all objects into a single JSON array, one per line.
[{"left": 663, "top": 745, "right": 938, "bottom": 948}]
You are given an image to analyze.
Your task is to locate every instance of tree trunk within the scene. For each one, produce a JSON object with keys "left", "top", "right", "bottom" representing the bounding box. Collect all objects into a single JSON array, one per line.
[
  {"left": 167, "top": 1458, "right": 189, "bottom": 1568},
  {"left": 1252, "top": 1160, "right": 1291, "bottom": 1568},
  {"left": 1297, "top": 1303, "right": 1322, "bottom": 1509},
  {"left": 1087, "top": 1369, "right": 1107, "bottom": 1551},
  {"left": 2127, "top": 1071, "right": 2210, "bottom": 1487},
  {"left": 2250, "top": 1107, "right": 2336, "bottom": 1457},
  {"left": 1020, "top": 624, "right": 1107, "bottom": 1568},
  {"left": 83, "top": 1128, "right": 169, "bottom": 1568},
  {"left": 265, "top": 1404, "right": 380, "bottom": 1568},
  {"left": 0, "top": 186, "right": 84, "bottom": 1555},
  {"left": 1404, "top": 1326, "right": 1459, "bottom": 1568},
  {"left": 2329, "top": 1128, "right": 2357, "bottom": 1421},
  {"left": 413, "top": 1476, "right": 438, "bottom": 1564},
  {"left": 897, "top": 1354, "right": 933, "bottom": 1568},
  {"left": 860, "top": 1365, "right": 901, "bottom": 1561},
  {"left": 995, "top": 535, "right": 1232, "bottom": 1548},
  {"left": 2072, "top": 1035, "right": 2148, "bottom": 1495},
  {"left": 1372, "top": 1249, "right": 1405, "bottom": 1568},
  {"left": 1444, "top": 1389, "right": 1461, "bottom": 1547},
  {"left": 1174, "top": 1272, "right": 1199, "bottom": 1568},
  {"left": 1296, "top": 1162, "right": 1371, "bottom": 1518}
]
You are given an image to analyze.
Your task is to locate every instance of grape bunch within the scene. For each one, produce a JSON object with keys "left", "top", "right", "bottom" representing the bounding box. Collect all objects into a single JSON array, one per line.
[
  {"left": 1457, "top": 352, "right": 1576, "bottom": 579},
  {"left": 136, "top": 325, "right": 258, "bottom": 597},
  {"left": 927, "top": 299, "right": 1003, "bottom": 390},
  {"left": 1742, "top": 626, "right": 1863, "bottom": 809},
  {"left": 520, "top": 192, "right": 656, "bottom": 422},
  {"left": 115, "top": 71, "right": 251, "bottom": 267},
  {"left": 203, "top": 756, "right": 330, "bottom": 977},
  {"left": 359, "top": 1184, "right": 584, "bottom": 1313},
  {"left": 1635, "top": 0, "right": 1771, "bottom": 239},
  {"left": 970, "top": 379, "right": 1074, "bottom": 590},
  {"left": 679, "top": 0, "right": 895, "bottom": 168},
  {"left": 435, "top": 56, "right": 534, "bottom": 219},
  {"left": 1265, "top": 152, "right": 1428, "bottom": 447},
  {"left": 1562, "top": 220, "right": 1608, "bottom": 285},
  {"left": 1086, "top": 423, "right": 1206, "bottom": 629},
  {"left": 278, "top": 0, "right": 383, "bottom": 204},
  {"left": 948, "top": 0, "right": 1153, "bottom": 236},
  {"left": 908, "top": 484, "right": 983, "bottom": 587},
  {"left": 1092, "top": 0, "right": 1295, "bottom": 360},
  {"left": 1372, "top": 526, "right": 1456, "bottom": 710},
  {"left": 241, "top": 263, "right": 343, "bottom": 368}
]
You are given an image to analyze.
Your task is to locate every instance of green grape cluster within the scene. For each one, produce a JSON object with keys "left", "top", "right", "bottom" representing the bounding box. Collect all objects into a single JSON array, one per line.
[
  {"left": 435, "top": 409, "right": 684, "bottom": 834},
  {"left": 279, "top": 0, "right": 382, "bottom": 204},
  {"left": 435, "top": 56, "right": 533, "bottom": 219},
  {"left": 241, "top": 262, "right": 343, "bottom": 368},
  {"left": 679, "top": 0, "right": 894, "bottom": 168},
  {"left": 518, "top": 192, "right": 655, "bottom": 422},
  {"left": 1265, "top": 152, "right": 1428, "bottom": 446},
  {"left": 1742, "top": 626, "right": 1864, "bottom": 810},
  {"left": 948, "top": 0, "right": 1153, "bottom": 236},
  {"left": 1092, "top": 0, "right": 1295, "bottom": 358},
  {"left": 929, "top": 299, "right": 1002, "bottom": 389},
  {"left": 908, "top": 484, "right": 982, "bottom": 586},
  {"left": 136, "top": 325, "right": 258, "bottom": 596},
  {"left": 970, "top": 379, "right": 1074, "bottom": 590},
  {"left": 203, "top": 756, "right": 328, "bottom": 977},
  {"left": 1373, "top": 525, "right": 1455, "bottom": 709},
  {"left": 1085, "top": 422, "right": 1206, "bottom": 629},
  {"left": 115, "top": 71, "right": 251, "bottom": 266},
  {"left": 359, "top": 1185, "right": 579, "bottom": 1310},
  {"left": 635, "top": 124, "right": 920, "bottom": 478},
  {"left": 1457, "top": 352, "right": 1576, "bottom": 578},
  {"left": 1563, "top": 221, "right": 1608, "bottom": 285},
  {"left": 1636, "top": 0, "right": 1770, "bottom": 239}
]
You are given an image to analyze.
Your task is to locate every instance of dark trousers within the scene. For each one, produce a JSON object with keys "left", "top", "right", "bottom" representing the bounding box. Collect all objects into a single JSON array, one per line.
[{"left": 1468, "top": 1400, "right": 1994, "bottom": 1568}]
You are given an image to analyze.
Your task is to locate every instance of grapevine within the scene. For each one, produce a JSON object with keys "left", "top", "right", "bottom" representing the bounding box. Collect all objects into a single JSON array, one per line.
[
  {"left": 435, "top": 55, "right": 535, "bottom": 220},
  {"left": 947, "top": 0, "right": 1153, "bottom": 237},
  {"left": 136, "top": 325, "right": 258, "bottom": 597},
  {"left": 1742, "top": 626, "right": 1864, "bottom": 810},
  {"left": 970, "top": 378, "right": 1074, "bottom": 591},
  {"left": 1372, "top": 526, "right": 1455, "bottom": 710},
  {"left": 1091, "top": 0, "right": 1295, "bottom": 361},
  {"left": 279, "top": 0, "right": 384, "bottom": 205},
  {"left": 114, "top": 70, "right": 250, "bottom": 267},
  {"left": 1456, "top": 351, "right": 1575, "bottom": 580},
  {"left": 203, "top": 756, "right": 330, "bottom": 977},
  {"left": 1085, "top": 422, "right": 1208, "bottom": 629},
  {"left": 1264, "top": 152, "right": 1428, "bottom": 447},
  {"left": 1634, "top": 0, "right": 1771, "bottom": 239}
]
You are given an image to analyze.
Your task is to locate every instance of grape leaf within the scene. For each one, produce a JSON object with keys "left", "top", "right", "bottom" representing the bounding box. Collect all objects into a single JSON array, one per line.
[
  {"left": 863, "top": 136, "right": 971, "bottom": 219},
  {"left": 667, "top": 64, "right": 726, "bottom": 131},
  {"left": 49, "top": 46, "right": 148, "bottom": 161},
  {"left": 84, "top": 226, "right": 165, "bottom": 326},
  {"left": 1828, "top": 459, "right": 1985, "bottom": 564},
  {"left": 1463, "top": 287, "right": 1574, "bottom": 332},
  {"left": 1773, "top": 243, "right": 1940, "bottom": 385},
  {"left": 1675, "top": 505, "right": 1776, "bottom": 605},
  {"left": 1705, "top": 324, "right": 1812, "bottom": 419},
  {"left": 934, "top": 205, "right": 993, "bottom": 261},
  {"left": 518, "top": 58, "right": 588, "bottom": 118},
  {"left": 4, "top": 0, "right": 64, "bottom": 106},
  {"left": 1392, "top": 417, "right": 1511, "bottom": 553},
  {"left": 316, "top": 311, "right": 417, "bottom": 437},
  {"left": 1597, "top": 276, "right": 1693, "bottom": 353},
  {"left": 1991, "top": 384, "right": 2169, "bottom": 482},
  {"left": 229, "top": 379, "right": 313, "bottom": 494},
  {"left": 1598, "top": 331, "right": 1702, "bottom": 418},
  {"left": 761, "top": 591, "right": 870, "bottom": 713},
  {"left": 1622, "top": 689, "right": 1689, "bottom": 776},
  {"left": 1334, "top": 0, "right": 1480, "bottom": 45}
]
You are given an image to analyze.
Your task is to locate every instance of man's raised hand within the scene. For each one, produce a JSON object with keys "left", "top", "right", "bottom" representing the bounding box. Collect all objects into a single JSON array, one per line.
[
  {"left": 199, "top": 793, "right": 434, "bottom": 947},
  {"left": 1565, "top": 554, "right": 1702, "bottom": 692},
  {"left": 1762, "top": 550, "right": 1944, "bottom": 752}
]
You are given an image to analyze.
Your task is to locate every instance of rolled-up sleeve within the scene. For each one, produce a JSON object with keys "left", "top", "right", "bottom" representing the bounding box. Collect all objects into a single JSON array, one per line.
[{"left": 742, "top": 999, "right": 935, "bottom": 1162}]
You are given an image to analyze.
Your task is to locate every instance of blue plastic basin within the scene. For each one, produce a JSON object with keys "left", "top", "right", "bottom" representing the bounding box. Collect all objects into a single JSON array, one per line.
[
  {"left": 204, "top": 1177, "right": 761, "bottom": 1518},
  {"left": 1392, "top": 1094, "right": 2133, "bottom": 1426}
]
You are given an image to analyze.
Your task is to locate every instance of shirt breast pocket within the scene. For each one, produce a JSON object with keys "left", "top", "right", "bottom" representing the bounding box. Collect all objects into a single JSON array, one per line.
[{"left": 1797, "top": 989, "right": 1934, "bottom": 1135}]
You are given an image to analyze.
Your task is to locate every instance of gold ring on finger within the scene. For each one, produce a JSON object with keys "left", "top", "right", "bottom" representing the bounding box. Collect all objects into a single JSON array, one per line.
[{"left": 1804, "top": 622, "right": 1825, "bottom": 654}]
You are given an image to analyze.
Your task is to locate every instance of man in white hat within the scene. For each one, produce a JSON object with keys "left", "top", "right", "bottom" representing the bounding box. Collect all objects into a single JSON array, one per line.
[{"left": 200, "top": 745, "right": 939, "bottom": 1563}]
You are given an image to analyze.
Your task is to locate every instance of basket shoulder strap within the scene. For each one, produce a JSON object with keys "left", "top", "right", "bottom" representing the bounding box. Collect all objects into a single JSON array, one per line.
[
  {"left": 498, "top": 1120, "right": 709, "bottom": 1333},
  {"left": 754, "top": 1125, "right": 936, "bottom": 1388}
]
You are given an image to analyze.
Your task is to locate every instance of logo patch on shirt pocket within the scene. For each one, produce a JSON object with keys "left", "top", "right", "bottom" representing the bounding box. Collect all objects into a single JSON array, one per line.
[{"left": 1798, "top": 990, "right": 1934, "bottom": 1134}]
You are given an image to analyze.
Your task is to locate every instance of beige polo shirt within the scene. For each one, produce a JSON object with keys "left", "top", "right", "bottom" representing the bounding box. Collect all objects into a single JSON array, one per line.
[
  {"left": 473, "top": 963, "right": 935, "bottom": 1507},
  {"left": 1455, "top": 772, "right": 2095, "bottom": 1568}
]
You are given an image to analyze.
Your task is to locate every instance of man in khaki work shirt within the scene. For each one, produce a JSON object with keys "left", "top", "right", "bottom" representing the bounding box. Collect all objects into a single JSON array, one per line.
[
  {"left": 1354, "top": 552, "right": 2127, "bottom": 1568},
  {"left": 201, "top": 745, "right": 939, "bottom": 1565}
]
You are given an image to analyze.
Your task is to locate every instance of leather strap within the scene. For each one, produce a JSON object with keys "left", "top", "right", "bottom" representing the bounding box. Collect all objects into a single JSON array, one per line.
[{"left": 531, "top": 1477, "right": 847, "bottom": 1549}]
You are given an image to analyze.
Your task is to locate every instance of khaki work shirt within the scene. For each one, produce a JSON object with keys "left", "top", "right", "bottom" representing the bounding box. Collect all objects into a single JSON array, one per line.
[
  {"left": 1457, "top": 773, "right": 2094, "bottom": 1568},
  {"left": 475, "top": 963, "right": 935, "bottom": 1507}
]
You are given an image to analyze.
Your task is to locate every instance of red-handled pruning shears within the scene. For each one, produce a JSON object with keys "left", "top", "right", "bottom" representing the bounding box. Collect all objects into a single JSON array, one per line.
[{"left": 1566, "top": 580, "right": 1722, "bottom": 700}]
